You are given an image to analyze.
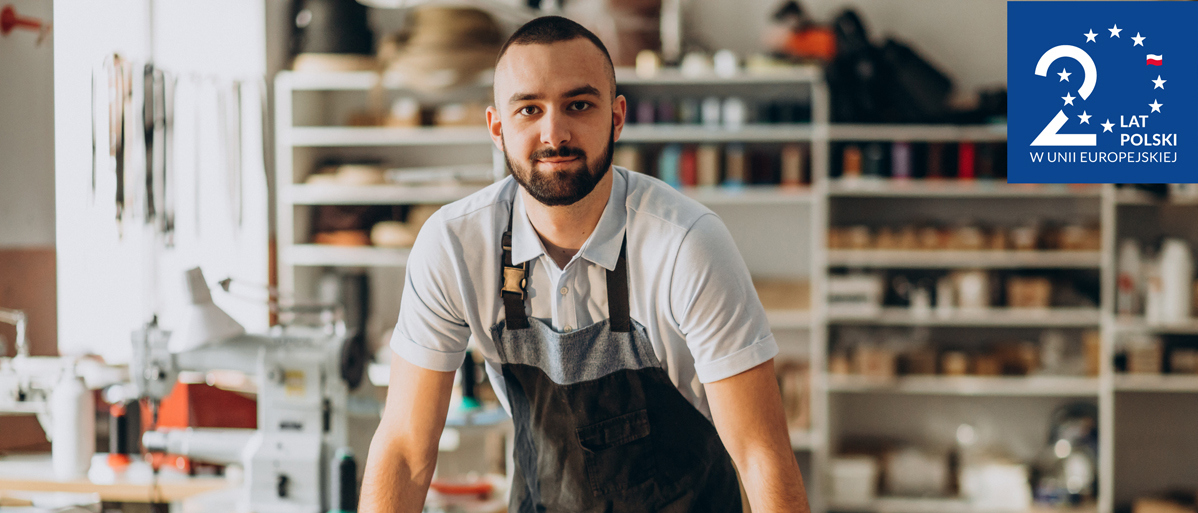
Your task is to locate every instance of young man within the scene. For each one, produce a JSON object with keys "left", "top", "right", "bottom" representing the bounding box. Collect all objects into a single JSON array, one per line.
[{"left": 360, "top": 16, "right": 809, "bottom": 513}]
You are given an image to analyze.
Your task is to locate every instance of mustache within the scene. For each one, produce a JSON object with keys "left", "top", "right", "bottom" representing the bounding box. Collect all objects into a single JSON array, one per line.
[{"left": 530, "top": 146, "right": 586, "bottom": 160}]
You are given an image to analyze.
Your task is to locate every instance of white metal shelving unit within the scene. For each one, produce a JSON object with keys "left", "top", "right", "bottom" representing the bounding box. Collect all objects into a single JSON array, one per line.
[{"left": 274, "top": 65, "right": 1198, "bottom": 513}]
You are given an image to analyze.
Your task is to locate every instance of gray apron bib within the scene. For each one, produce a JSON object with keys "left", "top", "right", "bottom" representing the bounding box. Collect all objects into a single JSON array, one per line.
[{"left": 489, "top": 200, "right": 742, "bottom": 512}]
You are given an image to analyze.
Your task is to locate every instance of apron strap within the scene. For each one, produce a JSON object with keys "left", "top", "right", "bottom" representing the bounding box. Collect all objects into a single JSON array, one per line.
[
  {"left": 501, "top": 208, "right": 531, "bottom": 330},
  {"left": 606, "top": 237, "right": 631, "bottom": 333},
  {"left": 501, "top": 197, "right": 632, "bottom": 333}
]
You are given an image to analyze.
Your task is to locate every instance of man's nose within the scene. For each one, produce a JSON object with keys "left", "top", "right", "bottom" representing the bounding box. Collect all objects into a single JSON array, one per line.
[{"left": 539, "top": 108, "right": 572, "bottom": 148}]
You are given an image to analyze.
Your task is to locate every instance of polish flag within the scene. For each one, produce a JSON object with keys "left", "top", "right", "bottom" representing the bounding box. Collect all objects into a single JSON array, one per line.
[{"left": 1147, "top": 54, "right": 1163, "bottom": 66}]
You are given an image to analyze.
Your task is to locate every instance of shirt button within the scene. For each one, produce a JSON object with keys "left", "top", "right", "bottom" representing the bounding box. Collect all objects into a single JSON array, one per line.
[
  {"left": 560, "top": 287, "right": 568, "bottom": 295},
  {"left": 564, "top": 325, "right": 573, "bottom": 332}
]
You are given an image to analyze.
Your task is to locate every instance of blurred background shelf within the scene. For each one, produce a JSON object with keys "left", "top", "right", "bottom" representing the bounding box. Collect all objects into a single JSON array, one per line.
[
  {"left": 289, "top": 126, "right": 493, "bottom": 147},
  {"left": 1113, "top": 374, "right": 1198, "bottom": 393},
  {"left": 827, "top": 180, "right": 1101, "bottom": 198},
  {"left": 683, "top": 186, "right": 814, "bottom": 206},
  {"left": 286, "top": 183, "right": 489, "bottom": 205},
  {"left": 618, "top": 124, "right": 814, "bottom": 143},
  {"left": 1113, "top": 318, "right": 1198, "bottom": 334},
  {"left": 827, "top": 250, "right": 1102, "bottom": 269},
  {"left": 826, "top": 497, "right": 1095, "bottom": 513},
  {"left": 827, "top": 375, "right": 1100, "bottom": 397},
  {"left": 615, "top": 66, "right": 823, "bottom": 85},
  {"left": 827, "top": 124, "right": 1007, "bottom": 142},
  {"left": 282, "top": 245, "right": 410, "bottom": 267},
  {"left": 827, "top": 308, "right": 1102, "bottom": 327}
]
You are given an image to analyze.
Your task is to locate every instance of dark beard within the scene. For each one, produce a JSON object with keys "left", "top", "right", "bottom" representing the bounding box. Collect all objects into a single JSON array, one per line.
[{"left": 504, "top": 124, "right": 614, "bottom": 207}]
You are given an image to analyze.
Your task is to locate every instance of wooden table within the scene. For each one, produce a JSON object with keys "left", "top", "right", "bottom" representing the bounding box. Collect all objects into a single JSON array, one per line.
[{"left": 0, "top": 453, "right": 233, "bottom": 503}]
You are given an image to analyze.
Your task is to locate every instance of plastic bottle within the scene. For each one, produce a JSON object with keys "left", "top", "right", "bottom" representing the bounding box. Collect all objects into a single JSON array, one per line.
[
  {"left": 51, "top": 361, "right": 95, "bottom": 480},
  {"left": 1116, "top": 239, "right": 1142, "bottom": 316},
  {"left": 1159, "top": 238, "right": 1194, "bottom": 323}
]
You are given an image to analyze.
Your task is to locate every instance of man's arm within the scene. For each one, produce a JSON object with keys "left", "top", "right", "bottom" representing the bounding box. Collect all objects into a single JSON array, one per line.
[
  {"left": 359, "top": 354, "right": 456, "bottom": 513},
  {"left": 707, "top": 358, "right": 810, "bottom": 513}
]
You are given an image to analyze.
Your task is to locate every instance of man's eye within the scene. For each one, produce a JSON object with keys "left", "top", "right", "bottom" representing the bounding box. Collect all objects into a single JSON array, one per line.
[
  {"left": 569, "top": 101, "right": 591, "bottom": 111},
  {"left": 519, "top": 106, "right": 540, "bottom": 116}
]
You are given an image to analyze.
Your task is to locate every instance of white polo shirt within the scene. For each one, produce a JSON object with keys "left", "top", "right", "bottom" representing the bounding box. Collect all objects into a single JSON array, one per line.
[{"left": 390, "top": 166, "right": 778, "bottom": 418}]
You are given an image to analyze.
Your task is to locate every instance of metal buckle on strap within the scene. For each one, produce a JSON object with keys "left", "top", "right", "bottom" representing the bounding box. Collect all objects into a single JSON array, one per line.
[{"left": 502, "top": 262, "right": 528, "bottom": 299}]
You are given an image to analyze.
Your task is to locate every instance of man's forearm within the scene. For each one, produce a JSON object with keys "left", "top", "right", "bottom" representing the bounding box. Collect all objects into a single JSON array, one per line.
[
  {"left": 739, "top": 446, "right": 810, "bottom": 512},
  {"left": 359, "top": 436, "right": 437, "bottom": 513}
]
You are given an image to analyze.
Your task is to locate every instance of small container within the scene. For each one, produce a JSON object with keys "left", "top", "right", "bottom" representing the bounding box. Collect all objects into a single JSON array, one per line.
[
  {"left": 636, "top": 99, "right": 656, "bottom": 124},
  {"left": 52, "top": 362, "right": 95, "bottom": 481},
  {"left": 721, "top": 97, "right": 747, "bottom": 130},
  {"left": 831, "top": 456, "right": 878, "bottom": 503},
  {"left": 780, "top": 143, "right": 806, "bottom": 186},
  {"left": 891, "top": 142, "right": 912, "bottom": 180},
  {"left": 701, "top": 96, "right": 722, "bottom": 127},
  {"left": 842, "top": 145, "right": 863, "bottom": 179},
  {"left": 941, "top": 351, "right": 971, "bottom": 376}
]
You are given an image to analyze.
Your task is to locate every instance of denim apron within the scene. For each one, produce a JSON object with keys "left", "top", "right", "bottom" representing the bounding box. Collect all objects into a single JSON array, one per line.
[{"left": 489, "top": 202, "right": 742, "bottom": 512}]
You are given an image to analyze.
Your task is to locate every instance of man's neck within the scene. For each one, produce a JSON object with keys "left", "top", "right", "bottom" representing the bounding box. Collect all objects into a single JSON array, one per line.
[{"left": 522, "top": 168, "right": 614, "bottom": 269}]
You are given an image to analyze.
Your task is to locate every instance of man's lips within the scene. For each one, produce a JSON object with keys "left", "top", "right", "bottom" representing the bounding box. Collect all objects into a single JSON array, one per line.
[{"left": 537, "top": 156, "right": 579, "bottom": 163}]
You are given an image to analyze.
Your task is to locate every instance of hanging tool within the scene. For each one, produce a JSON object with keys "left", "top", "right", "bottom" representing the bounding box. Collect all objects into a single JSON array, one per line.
[
  {"left": 233, "top": 80, "right": 243, "bottom": 228},
  {"left": 163, "top": 72, "right": 177, "bottom": 246},
  {"left": 91, "top": 67, "right": 97, "bottom": 202},
  {"left": 0, "top": 4, "right": 52, "bottom": 45},
  {"left": 108, "top": 54, "right": 129, "bottom": 230},
  {"left": 143, "top": 64, "right": 158, "bottom": 222}
]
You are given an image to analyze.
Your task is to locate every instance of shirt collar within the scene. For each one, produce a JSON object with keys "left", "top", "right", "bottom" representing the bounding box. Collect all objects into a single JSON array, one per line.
[{"left": 509, "top": 167, "right": 627, "bottom": 271}]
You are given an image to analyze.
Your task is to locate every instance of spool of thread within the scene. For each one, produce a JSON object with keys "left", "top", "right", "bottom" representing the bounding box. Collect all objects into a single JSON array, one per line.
[
  {"left": 107, "top": 400, "right": 139, "bottom": 469},
  {"left": 697, "top": 145, "right": 721, "bottom": 186},
  {"left": 842, "top": 145, "right": 862, "bottom": 179},
  {"left": 658, "top": 144, "right": 682, "bottom": 187},
  {"left": 926, "top": 143, "right": 945, "bottom": 179},
  {"left": 680, "top": 146, "right": 698, "bottom": 186},
  {"left": 863, "top": 143, "right": 885, "bottom": 178},
  {"left": 679, "top": 99, "right": 700, "bottom": 124},
  {"left": 656, "top": 98, "right": 676, "bottom": 124},
  {"left": 329, "top": 447, "right": 358, "bottom": 513},
  {"left": 781, "top": 144, "right": 806, "bottom": 186},
  {"left": 613, "top": 146, "right": 642, "bottom": 172},
  {"left": 636, "top": 99, "right": 655, "bottom": 124},
  {"left": 721, "top": 97, "right": 747, "bottom": 130},
  {"left": 891, "top": 142, "right": 912, "bottom": 180},
  {"left": 701, "top": 97, "right": 722, "bottom": 127},
  {"left": 51, "top": 363, "right": 94, "bottom": 481},
  {"left": 957, "top": 142, "right": 976, "bottom": 180},
  {"left": 724, "top": 144, "right": 746, "bottom": 186}
]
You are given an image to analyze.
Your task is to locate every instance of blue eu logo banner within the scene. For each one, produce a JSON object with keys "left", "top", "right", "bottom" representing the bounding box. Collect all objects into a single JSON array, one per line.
[{"left": 1008, "top": 1, "right": 1198, "bottom": 183}]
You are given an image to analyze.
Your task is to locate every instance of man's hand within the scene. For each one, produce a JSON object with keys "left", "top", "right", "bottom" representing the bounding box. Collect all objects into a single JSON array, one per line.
[
  {"left": 359, "top": 354, "right": 456, "bottom": 512},
  {"left": 707, "top": 359, "right": 811, "bottom": 512}
]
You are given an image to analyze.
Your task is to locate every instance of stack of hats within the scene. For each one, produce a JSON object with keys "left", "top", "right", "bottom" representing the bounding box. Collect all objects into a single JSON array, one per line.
[{"left": 379, "top": 7, "right": 502, "bottom": 91}]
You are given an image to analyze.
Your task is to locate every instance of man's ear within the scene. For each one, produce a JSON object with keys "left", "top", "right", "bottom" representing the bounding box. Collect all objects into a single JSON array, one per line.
[
  {"left": 486, "top": 105, "right": 504, "bottom": 153},
  {"left": 612, "top": 94, "right": 627, "bottom": 143}
]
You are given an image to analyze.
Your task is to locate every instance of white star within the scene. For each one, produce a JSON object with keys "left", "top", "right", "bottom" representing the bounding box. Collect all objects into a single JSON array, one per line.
[
  {"left": 1084, "top": 29, "right": 1098, "bottom": 42},
  {"left": 1150, "top": 99, "right": 1163, "bottom": 113},
  {"left": 1078, "top": 111, "right": 1092, "bottom": 124},
  {"left": 1062, "top": 92, "right": 1076, "bottom": 106},
  {"left": 1152, "top": 75, "right": 1166, "bottom": 89},
  {"left": 1101, "top": 119, "right": 1114, "bottom": 132},
  {"left": 1109, "top": 24, "right": 1122, "bottom": 38},
  {"left": 1132, "top": 32, "right": 1146, "bottom": 46},
  {"left": 1058, "top": 68, "right": 1071, "bottom": 82}
]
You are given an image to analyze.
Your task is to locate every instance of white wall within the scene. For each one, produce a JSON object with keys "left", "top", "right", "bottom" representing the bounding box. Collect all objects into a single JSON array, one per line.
[
  {"left": 54, "top": 0, "right": 270, "bottom": 363},
  {"left": 686, "top": 0, "right": 1008, "bottom": 103},
  {"left": 0, "top": 0, "right": 55, "bottom": 248}
]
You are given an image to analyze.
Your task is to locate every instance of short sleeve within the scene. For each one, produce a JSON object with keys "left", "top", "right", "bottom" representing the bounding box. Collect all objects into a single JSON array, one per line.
[
  {"left": 670, "top": 213, "right": 778, "bottom": 383},
  {"left": 390, "top": 210, "right": 472, "bottom": 372}
]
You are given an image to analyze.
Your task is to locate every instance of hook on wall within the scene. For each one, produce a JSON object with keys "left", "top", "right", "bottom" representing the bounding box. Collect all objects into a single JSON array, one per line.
[{"left": 1, "top": 4, "right": 52, "bottom": 46}]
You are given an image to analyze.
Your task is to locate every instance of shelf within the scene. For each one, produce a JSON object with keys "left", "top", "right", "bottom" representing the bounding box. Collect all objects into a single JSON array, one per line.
[
  {"left": 1113, "top": 317, "right": 1198, "bottom": 334},
  {"left": 1114, "top": 374, "right": 1198, "bottom": 393},
  {"left": 829, "top": 124, "right": 1007, "bottom": 142},
  {"left": 683, "top": 186, "right": 813, "bottom": 206},
  {"left": 614, "top": 66, "right": 822, "bottom": 85},
  {"left": 619, "top": 124, "right": 813, "bottom": 143},
  {"left": 827, "top": 497, "right": 1095, "bottom": 513},
  {"left": 827, "top": 180, "right": 1101, "bottom": 198},
  {"left": 767, "top": 309, "right": 812, "bottom": 329},
  {"left": 789, "top": 429, "right": 817, "bottom": 450},
  {"left": 279, "top": 70, "right": 492, "bottom": 91},
  {"left": 827, "top": 307, "right": 1102, "bottom": 327},
  {"left": 288, "top": 126, "right": 492, "bottom": 147},
  {"left": 827, "top": 375, "right": 1099, "bottom": 397},
  {"left": 1114, "top": 187, "right": 1198, "bottom": 206},
  {"left": 827, "top": 250, "right": 1102, "bottom": 269},
  {"left": 286, "top": 183, "right": 487, "bottom": 205},
  {"left": 283, "top": 244, "right": 410, "bottom": 267}
]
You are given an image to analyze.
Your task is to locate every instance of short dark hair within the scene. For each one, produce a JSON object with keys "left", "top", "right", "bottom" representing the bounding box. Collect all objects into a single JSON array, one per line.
[{"left": 495, "top": 16, "right": 616, "bottom": 99}]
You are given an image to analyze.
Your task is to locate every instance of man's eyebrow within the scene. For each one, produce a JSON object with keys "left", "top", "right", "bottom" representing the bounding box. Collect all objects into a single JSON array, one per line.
[{"left": 507, "top": 85, "right": 601, "bottom": 105}]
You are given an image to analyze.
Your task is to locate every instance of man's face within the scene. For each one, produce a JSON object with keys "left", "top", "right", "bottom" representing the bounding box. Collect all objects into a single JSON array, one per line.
[{"left": 487, "top": 38, "right": 627, "bottom": 206}]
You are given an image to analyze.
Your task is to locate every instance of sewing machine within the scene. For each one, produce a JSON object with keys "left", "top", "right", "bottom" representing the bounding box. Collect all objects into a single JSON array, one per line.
[{"left": 133, "top": 268, "right": 366, "bottom": 513}]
